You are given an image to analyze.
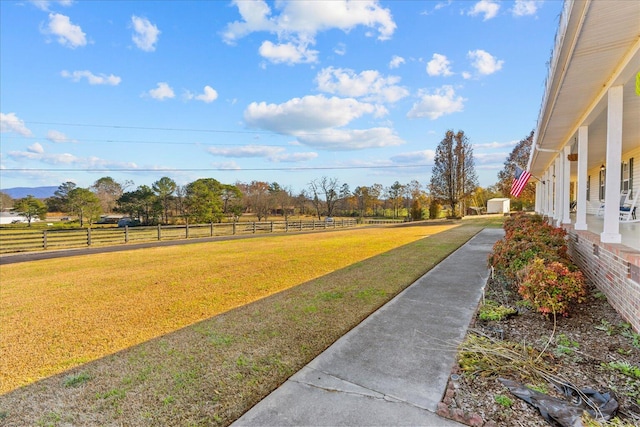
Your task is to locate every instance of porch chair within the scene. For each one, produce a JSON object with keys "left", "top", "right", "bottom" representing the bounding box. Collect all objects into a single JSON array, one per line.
[
  {"left": 619, "top": 191, "right": 639, "bottom": 222},
  {"left": 596, "top": 191, "right": 629, "bottom": 216}
]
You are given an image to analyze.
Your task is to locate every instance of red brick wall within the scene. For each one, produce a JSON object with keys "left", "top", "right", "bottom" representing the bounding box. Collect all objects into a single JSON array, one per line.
[{"left": 564, "top": 225, "right": 640, "bottom": 333}]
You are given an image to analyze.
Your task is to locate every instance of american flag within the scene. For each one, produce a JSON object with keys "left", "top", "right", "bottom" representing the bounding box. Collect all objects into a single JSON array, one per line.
[{"left": 510, "top": 166, "right": 531, "bottom": 198}]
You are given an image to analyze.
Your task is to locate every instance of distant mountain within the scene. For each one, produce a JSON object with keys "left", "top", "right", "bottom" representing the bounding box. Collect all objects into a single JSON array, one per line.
[{"left": 1, "top": 186, "right": 58, "bottom": 199}]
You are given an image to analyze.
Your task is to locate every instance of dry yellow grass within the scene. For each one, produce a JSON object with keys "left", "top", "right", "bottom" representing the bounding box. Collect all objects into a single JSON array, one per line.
[{"left": 0, "top": 224, "right": 456, "bottom": 393}]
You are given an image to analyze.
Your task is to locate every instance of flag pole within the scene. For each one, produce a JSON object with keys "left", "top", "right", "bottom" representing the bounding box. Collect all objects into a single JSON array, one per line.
[{"left": 511, "top": 164, "right": 544, "bottom": 184}]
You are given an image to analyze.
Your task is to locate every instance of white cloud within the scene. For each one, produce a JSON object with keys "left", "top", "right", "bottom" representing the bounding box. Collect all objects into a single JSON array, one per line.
[
  {"left": 222, "top": 0, "right": 276, "bottom": 43},
  {"left": 390, "top": 150, "right": 436, "bottom": 164},
  {"left": 315, "top": 67, "right": 409, "bottom": 103},
  {"left": 244, "top": 95, "right": 403, "bottom": 150},
  {"left": 207, "top": 145, "right": 284, "bottom": 158},
  {"left": 435, "top": 1, "right": 452, "bottom": 11},
  {"left": 225, "top": 0, "right": 396, "bottom": 42},
  {"left": 211, "top": 161, "right": 241, "bottom": 170},
  {"left": 272, "top": 152, "right": 318, "bottom": 162},
  {"left": 61, "top": 70, "right": 121, "bottom": 85},
  {"left": 407, "top": 85, "right": 466, "bottom": 120},
  {"left": 461, "top": 71, "right": 472, "bottom": 80},
  {"left": 468, "top": 0, "right": 500, "bottom": 20},
  {"left": 473, "top": 140, "right": 517, "bottom": 149},
  {"left": 185, "top": 85, "right": 219, "bottom": 103},
  {"left": 426, "top": 53, "right": 453, "bottom": 77},
  {"left": 223, "top": 0, "right": 395, "bottom": 64},
  {"left": 468, "top": 49, "right": 504, "bottom": 75},
  {"left": 131, "top": 15, "right": 160, "bottom": 52},
  {"left": 296, "top": 127, "right": 404, "bottom": 150},
  {"left": 334, "top": 43, "right": 347, "bottom": 56},
  {"left": 474, "top": 152, "right": 510, "bottom": 163},
  {"left": 244, "top": 95, "right": 379, "bottom": 133},
  {"left": 8, "top": 146, "right": 137, "bottom": 168},
  {"left": 207, "top": 145, "right": 318, "bottom": 162},
  {"left": 46, "top": 130, "right": 76, "bottom": 143},
  {"left": 28, "top": 142, "right": 45, "bottom": 154},
  {"left": 389, "top": 55, "right": 405, "bottom": 69},
  {"left": 1, "top": 112, "right": 33, "bottom": 136},
  {"left": 30, "top": 0, "right": 73, "bottom": 11},
  {"left": 513, "top": 0, "right": 540, "bottom": 16},
  {"left": 43, "top": 13, "right": 86, "bottom": 48},
  {"left": 147, "top": 82, "right": 175, "bottom": 100},
  {"left": 259, "top": 40, "right": 318, "bottom": 64}
]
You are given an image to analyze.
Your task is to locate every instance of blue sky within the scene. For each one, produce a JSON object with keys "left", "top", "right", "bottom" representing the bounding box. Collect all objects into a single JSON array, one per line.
[{"left": 0, "top": 0, "right": 563, "bottom": 194}]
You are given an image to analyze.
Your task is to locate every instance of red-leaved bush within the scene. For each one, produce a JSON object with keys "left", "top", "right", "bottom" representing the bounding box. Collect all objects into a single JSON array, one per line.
[
  {"left": 488, "top": 213, "right": 586, "bottom": 317},
  {"left": 518, "top": 257, "right": 586, "bottom": 317}
]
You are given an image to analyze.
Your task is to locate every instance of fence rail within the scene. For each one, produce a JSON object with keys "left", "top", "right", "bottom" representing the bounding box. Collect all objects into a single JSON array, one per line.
[{"left": 0, "top": 219, "right": 357, "bottom": 254}]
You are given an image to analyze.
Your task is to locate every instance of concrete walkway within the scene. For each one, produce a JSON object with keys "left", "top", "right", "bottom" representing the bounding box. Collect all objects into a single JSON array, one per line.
[{"left": 233, "top": 228, "right": 504, "bottom": 427}]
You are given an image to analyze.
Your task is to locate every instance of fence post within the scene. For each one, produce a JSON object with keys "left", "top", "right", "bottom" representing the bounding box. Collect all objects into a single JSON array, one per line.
[
  {"left": 87, "top": 228, "right": 92, "bottom": 246},
  {"left": 43, "top": 230, "right": 47, "bottom": 250},
  {"left": 270, "top": 221, "right": 274, "bottom": 233},
  {"left": 252, "top": 222, "right": 256, "bottom": 234},
  {"left": 313, "top": 220, "right": 316, "bottom": 230},
  {"left": 233, "top": 222, "right": 236, "bottom": 235},
  {"left": 285, "top": 220, "right": 289, "bottom": 232},
  {"left": 125, "top": 226, "right": 129, "bottom": 243},
  {"left": 157, "top": 224, "right": 161, "bottom": 241},
  {"left": 210, "top": 222, "right": 214, "bottom": 237},
  {"left": 186, "top": 222, "right": 189, "bottom": 239},
  {"left": 300, "top": 220, "right": 303, "bottom": 231}
]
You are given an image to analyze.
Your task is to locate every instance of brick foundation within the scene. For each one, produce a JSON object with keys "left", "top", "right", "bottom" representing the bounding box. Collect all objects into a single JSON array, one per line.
[{"left": 563, "top": 224, "right": 640, "bottom": 332}]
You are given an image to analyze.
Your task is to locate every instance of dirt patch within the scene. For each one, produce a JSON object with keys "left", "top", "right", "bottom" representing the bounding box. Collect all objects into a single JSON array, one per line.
[{"left": 440, "top": 276, "right": 640, "bottom": 426}]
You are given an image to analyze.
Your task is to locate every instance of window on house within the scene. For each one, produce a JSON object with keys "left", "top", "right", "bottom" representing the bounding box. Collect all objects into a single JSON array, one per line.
[
  {"left": 629, "top": 158, "right": 634, "bottom": 197},
  {"left": 599, "top": 168, "right": 606, "bottom": 201},
  {"left": 621, "top": 161, "right": 629, "bottom": 193}
]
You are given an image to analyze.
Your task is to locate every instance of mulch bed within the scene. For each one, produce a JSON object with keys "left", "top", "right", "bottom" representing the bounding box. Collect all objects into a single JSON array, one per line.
[{"left": 438, "top": 275, "right": 640, "bottom": 427}]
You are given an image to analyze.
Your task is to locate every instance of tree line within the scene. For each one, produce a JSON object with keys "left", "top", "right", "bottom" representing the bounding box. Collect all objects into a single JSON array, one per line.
[{"left": 3, "top": 130, "right": 537, "bottom": 227}]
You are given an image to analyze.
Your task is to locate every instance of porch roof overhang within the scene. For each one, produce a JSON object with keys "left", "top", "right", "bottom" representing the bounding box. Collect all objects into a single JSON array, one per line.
[{"left": 528, "top": 0, "right": 640, "bottom": 177}]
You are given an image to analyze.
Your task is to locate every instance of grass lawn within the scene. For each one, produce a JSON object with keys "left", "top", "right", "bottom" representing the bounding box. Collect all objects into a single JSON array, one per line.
[{"left": 0, "top": 217, "right": 503, "bottom": 426}]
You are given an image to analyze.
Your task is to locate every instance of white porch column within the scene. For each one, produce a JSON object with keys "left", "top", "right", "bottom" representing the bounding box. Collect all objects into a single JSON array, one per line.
[
  {"left": 553, "top": 155, "right": 562, "bottom": 225},
  {"left": 562, "top": 146, "right": 571, "bottom": 224},
  {"left": 547, "top": 166, "right": 553, "bottom": 219},
  {"left": 543, "top": 169, "right": 550, "bottom": 216},
  {"left": 575, "top": 126, "right": 588, "bottom": 230},
  {"left": 542, "top": 170, "right": 548, "bottom": 216},
  {"left": 601, "top": 85, "right": 623, "bottom": 244},
  {"left": 535, "top": 181, "right": 542, "bottom": 213}
]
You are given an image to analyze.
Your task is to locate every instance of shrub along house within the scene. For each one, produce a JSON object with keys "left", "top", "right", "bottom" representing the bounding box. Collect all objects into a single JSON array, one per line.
[{"left": 527, "top": 0, "right": 639, "bottom": 331}]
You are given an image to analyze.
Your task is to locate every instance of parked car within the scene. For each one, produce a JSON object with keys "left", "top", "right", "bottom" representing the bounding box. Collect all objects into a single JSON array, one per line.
[{"left": 117, "top": 217, "right": 141, "bottom": 227}]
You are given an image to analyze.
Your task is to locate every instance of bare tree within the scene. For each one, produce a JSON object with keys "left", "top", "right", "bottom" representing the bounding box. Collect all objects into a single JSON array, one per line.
[
  {"left": 295, "top": 190, "right": 310, "bottom": 216},
  {"left": 92, "top": 176, "right": 124, "bottom": 213},
  {"left": 0, "top": 192, "right": 12, "bottom": 211},
  {"left": 309, "top": 177, "right": 340, "bottom": 219},
  {"left": 239, "top": 181, "right": 271, "bottom": 221},
  {"left": 270, "top": 183, "right": 294, "bottom": 219},
  {"left": 430, "top": 130, "right": 478, "bottom": 217}
]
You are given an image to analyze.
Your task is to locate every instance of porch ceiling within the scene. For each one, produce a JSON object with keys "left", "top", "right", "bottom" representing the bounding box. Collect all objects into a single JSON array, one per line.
[{"left": 530, "top": 0, "right": 640, "bottom": 177}]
